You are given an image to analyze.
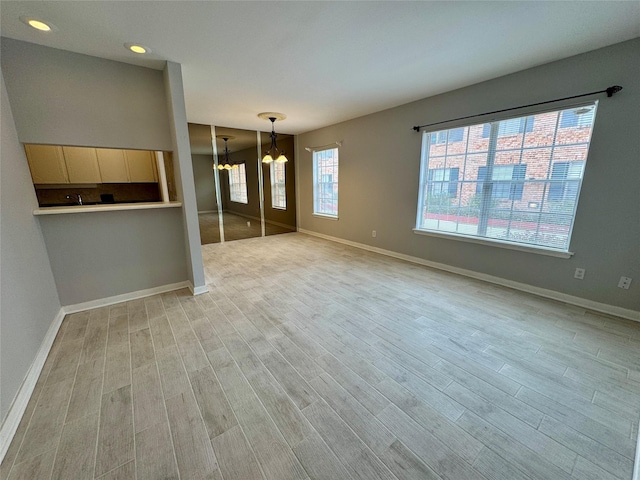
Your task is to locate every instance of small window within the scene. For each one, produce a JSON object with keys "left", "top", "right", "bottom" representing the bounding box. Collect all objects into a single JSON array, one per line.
[
  {"left": 228, "top": 163, "right": 248, "bottom": 204},
  {"left": 431, "top": 128, "right": 464, "bottom": 144},
  {"left": 548, "top": 161, "right": 585, "bottom": 202},
  {"left": 482, "top": 116, "right": 534, "bottom": 137},
  {"left": 427, "top": 168, "right": 459, "bottom": 197},
  {"left": 313, "top": 148, "right": 339, "bottom": 217},
  {"left": 270, "top": 162, "right": 286, "bottom": 210},
  {"left": 476, "top": 164, "right": 527, "bottom": 200},
  {"left": 560, "top": 107, "right": 595, "bottom": 128}
]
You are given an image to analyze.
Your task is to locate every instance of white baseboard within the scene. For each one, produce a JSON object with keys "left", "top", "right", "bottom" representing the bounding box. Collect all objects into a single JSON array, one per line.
[
  {"left": 188, "top": 282, "right": 209, "bottom": 296},
  {"left": 0, "top": 280, "right": 200, "bottom": 464},
  {"left": 0, "top": 308, "right": 65, "bottom": 462},
  {"left": 298, "top": 229, "right": 640, "bottom": 322},
  {"left": 63, "top": 281, "right": 191, "bottom": 314}
]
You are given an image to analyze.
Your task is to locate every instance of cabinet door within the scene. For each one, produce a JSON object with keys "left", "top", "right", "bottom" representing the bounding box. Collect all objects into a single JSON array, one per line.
[
  {"left": 96, "top": 148, "right": 129, "bottom": 182},
  {"left": 24, "top": 144, "right": 69, "bottom": 184},
  {"left": 125, "top": 150, "right": 158, "bottom": 182},
  {"left": 62, "top": 146, "right": 101, "bottom": 183}
]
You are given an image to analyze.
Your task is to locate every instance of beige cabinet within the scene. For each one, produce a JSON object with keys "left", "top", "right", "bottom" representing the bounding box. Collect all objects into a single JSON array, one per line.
[
  {"left": 24, "top": 144, "right": 69, "bottom": 184},
  {"left": 25, "top": 144, "right": 159, "bottom": 185},
  {"left": 125, "top": 150, "right": 157, "bottom": 183},
  {"left": 96, "top": 148, "right": 129, "bottom": 183},
  {"left": 62, "top": 146, "right": 101, "bottom": 183}
]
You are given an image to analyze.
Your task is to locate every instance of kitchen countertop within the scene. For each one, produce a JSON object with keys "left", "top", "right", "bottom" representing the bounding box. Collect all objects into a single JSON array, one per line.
[{"left": 33, "top": 201, "right": 182, "bottom": 215}]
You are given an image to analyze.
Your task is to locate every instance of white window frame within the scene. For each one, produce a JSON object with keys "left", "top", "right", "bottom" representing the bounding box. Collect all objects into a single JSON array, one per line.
[
  {"left": 313, "top": 148, "right": 339, "bottom": 218},
  {"left": 270, "top": 162, "right": 287, "bottom": 210},
  {"left": 415, "top": 103, "right": 598, "bottom": 256},
  {"left": 228, "top": 163, "right": 248, "bottom": 204}
]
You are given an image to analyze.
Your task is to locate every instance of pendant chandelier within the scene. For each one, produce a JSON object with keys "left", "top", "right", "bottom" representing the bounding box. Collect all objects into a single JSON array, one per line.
[
  {"left": 216, "top": 136, "right": 238, "bottom": 170},
  {"left": 258, "top": 112, "right": 287, "bottom": 164}
]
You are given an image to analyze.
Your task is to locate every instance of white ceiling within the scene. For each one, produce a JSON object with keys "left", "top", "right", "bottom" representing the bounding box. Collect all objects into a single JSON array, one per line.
[{"left": 1, "top": 1, "right": 639, "bottom": 135}]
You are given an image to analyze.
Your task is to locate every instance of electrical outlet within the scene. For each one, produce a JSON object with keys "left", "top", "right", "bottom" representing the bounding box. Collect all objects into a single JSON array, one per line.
[
  {"left": 574, "top": 268, "right": 585, "bottom": 280},
  {"left": 618, "top": 276, "right": 632, "bottom": 289},
  {"left": 372, "top": 230, "right": 377, "bottom": 238},
  {"left": 246, "top": 221, "right": 251, "bottom": 227}
]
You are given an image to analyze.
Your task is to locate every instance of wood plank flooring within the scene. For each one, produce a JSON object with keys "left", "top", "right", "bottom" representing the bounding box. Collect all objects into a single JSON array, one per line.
[{"left": 2, "top": 232, "right": 639, "bottom": 479}]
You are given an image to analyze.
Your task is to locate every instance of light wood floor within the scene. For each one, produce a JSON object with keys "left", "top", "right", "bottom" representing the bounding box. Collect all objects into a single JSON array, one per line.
[{"left": 3, "top": 233, "right": 639, "bottom": 480}]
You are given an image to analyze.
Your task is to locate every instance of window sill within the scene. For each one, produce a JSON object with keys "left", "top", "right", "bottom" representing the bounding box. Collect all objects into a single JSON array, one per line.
[
  {"left": 413, "top": 228, "right": 573, "bottom": 258},
  {"left": 33, "top": 201, "right": 183, "bottom": 216},
  {"left": 313, "top": 213, "right": 338, "bottom": 220},
  {"left": 272, "top": 206, "right": 287, "bottom": 211}
]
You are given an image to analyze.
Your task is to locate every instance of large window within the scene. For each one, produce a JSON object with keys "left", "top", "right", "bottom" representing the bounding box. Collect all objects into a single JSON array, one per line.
[
  {"left": 228, "top": 163, "right": 248, "bottom": 204},
  {"left": 313, "top": 148, "right": 339, "bottom": 217},
  {"left": 270, "top": 162, "right": 286, "bottom": 210},
  {"left": 416, "top": 103, "right": 597, "bottom": 251}
]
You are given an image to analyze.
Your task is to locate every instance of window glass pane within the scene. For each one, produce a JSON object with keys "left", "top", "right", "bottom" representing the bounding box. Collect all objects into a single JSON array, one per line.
[
  {"left": 270, "top": 162, "right": 286, "bottom": 209},
  {"left": 416, "top": 102, "right": 597, "bottom": 251},
  {"left": 313, "top": 148, "right": 339, "bottom": 217},
  {"left": 228, "top": 163, "right": 248, "bottom": 204}
]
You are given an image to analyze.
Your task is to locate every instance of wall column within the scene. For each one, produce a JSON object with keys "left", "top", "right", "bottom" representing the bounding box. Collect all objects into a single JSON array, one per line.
[{"left": 163, "top": 61, "right": 207, "bottom": 294}]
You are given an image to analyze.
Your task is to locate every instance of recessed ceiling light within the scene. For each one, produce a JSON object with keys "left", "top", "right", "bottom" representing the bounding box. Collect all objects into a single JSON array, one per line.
[
  {"left": 19, "top": 16, "right": 56, "bottom": 32},
  {"left": 124, "top": 43, "right": 151, "bottom": 54}
]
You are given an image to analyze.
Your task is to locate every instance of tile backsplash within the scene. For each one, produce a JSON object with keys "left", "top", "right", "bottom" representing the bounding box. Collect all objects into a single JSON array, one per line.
[{"left": 36, "top": 183, "right": 161, "bottom": 206}]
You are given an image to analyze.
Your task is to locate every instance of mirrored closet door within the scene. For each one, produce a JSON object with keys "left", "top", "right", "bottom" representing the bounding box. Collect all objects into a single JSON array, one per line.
[
  {"left": 189, "top": 123, "right": 296, "bottom": 245},
  {"left": 260, "top": 130, "right": 297, "bottom": 236}
]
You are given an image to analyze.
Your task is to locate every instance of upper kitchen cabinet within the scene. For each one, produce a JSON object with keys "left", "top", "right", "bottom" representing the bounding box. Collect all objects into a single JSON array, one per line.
[
  {"left": 62, "top": 146, "right": 101, "bottom": 183},
  {"left": 25, "top": 144, "right": 69, "bottom": 184},
  {"left": 125, "top": 150, "right": 157, "bottom": 182},
  {"left": 96, "top": 148, "right": 129, "bottom": 183}
]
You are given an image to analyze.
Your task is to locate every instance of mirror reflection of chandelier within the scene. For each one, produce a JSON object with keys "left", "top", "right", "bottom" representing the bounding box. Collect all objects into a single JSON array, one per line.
[
  {"left": 258, "top": 112, "right": 288, "bottom": 164},
  {"left": 216, "top": 136, "right": 238, "bottom": 170}
]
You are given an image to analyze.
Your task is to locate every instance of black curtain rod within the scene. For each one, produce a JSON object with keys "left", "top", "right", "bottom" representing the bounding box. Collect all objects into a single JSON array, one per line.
[{"left": 412, "top": 85, "right": 623, "bottom": 132}]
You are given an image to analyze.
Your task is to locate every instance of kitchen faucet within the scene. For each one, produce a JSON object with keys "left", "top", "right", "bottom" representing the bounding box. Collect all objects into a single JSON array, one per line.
[{"left": 66, "top": 193, "right": 83, "bottom": 205}]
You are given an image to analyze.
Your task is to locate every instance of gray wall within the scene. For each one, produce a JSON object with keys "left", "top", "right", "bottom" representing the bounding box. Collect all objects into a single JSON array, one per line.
[
  {"left": 0, "top": 38, "right": 172, "bottom": 150},
  {"left": 39, "top": 209, "right": 188, "bottom": 305},
  {"left": 192, "top": 154, "right": 218, "bottom": 212},
  {"left": 1, "top": 73, "right": 61, "bottom": 421},
  {"left": 1, "top": 39, "right": 190, "bottom": 305},
  {"left": 297, "top": 38, "right": 640, "bottom": 312}
]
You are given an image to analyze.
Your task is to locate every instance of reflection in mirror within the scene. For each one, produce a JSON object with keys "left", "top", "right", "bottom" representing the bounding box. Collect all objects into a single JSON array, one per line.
[
  {"left": 23, "top": 143, "right": 174, "bottom": 208},
  {"left": 261, "top": 131, "right": 297, "bottom": 236},
  {"left": 188, "top": 123, "right": 221, "bottom": 244},
  {"left": 216, "top": 127, "right": 263, "bottom": 242}
]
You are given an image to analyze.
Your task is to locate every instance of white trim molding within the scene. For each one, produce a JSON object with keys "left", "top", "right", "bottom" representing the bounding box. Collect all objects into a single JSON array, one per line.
[
  {"left": 188, "top": 282, "right": 209, "bottom": 296},
  {"left": 63, "top": 281, "right": 191, "bottom": 314},
  {"left": 33, "top": 201, "right": 182, "bottom": 216},
  {"left": 298, "top": 229, "right": 640, "bottom": 322},
  {"left": 413, "top": 228, "right": 574, "bottom": 258},
  {"left": 0, "top": 280, "right": 199, "bottom": 463},
  {"left": 0, "top": 308, "right": 65, "bottom": 462}
]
